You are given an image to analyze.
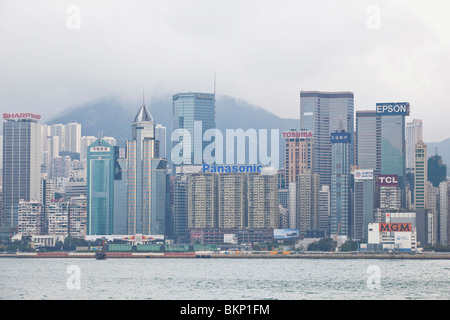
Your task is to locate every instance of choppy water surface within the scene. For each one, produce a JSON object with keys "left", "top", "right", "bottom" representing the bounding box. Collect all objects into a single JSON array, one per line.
[{"left": 1, "top": 258, "right": 449, "bottom": 300}]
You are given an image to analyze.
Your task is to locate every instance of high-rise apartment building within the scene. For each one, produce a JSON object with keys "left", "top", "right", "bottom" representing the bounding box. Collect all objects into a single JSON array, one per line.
[
  {"left": 247, "top": 173, "right": 279, "bottom": 229},
  {"left": 319, "top": 185, "right": 331, "bottom": 236},
  {"left": 414, "top": 140, "right": 427, "bottom": 210},
  {"left": 406, "top": 119, "right": 423, "bottom": 170},
  {"left": 439, "top": 181, "right": 450, "bottom": 245},
  {"left": 187, "top": 173, "right": 217, "bottom": 229},
  {"left": 356, "top": 111, "right": 381, "bottom": 176},
  {"left": 300, "top": 91, "right": 354, "bottom": 186},
  {"left": 296, "top": 171, "right": 320, "bottom": 237},
  {"left": 218, "top": 173, "right": 246, "bottom": 229},
  {"left": 2, "top": 113, "right": 42, "bottom": 229}
]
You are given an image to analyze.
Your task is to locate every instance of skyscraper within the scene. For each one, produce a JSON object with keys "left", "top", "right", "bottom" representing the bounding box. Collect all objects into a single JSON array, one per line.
[
  {"left": 2, "top": 113, "right": 42, "bottom": 229},
  {"left": 378, "top": 102, "right": 410, "bottom": 206},
  {"left": 406, "top": 119, "right": 423, "bottom": 170},
  {"left": 300, "top": 91, "right": 354, "bottom": 186},
  {"left": 356, "top": 111, "right": 381, "bottom": 176},
  {"left": 296, "top": 171, "right": 320, "bottom": 237},
  {"left": 414, "top": 140, "right": 427, "bottom": 210},
  {"left": 353, "top": 170, "right": 375, "bottom": 241},
  {"left": 127, "top": 101, "right": 167, "bottom": 235},
  {"left": 283, "top": 130, "right": 313, "bottom": 184},
  {"left": 87, "top": 138, "right": 120, "bottom": 235},
  {"left": 439, "top": 181, "right": 450, "bottom": 246},
  {"left": 428, "top": 153, "right": 447, "bottom": 188},
  {"left": 330, "top": 129, "right": 351, "bottom": 237},
  {"left": 172, "top": 92, "right": 216, "bottom": 167}
]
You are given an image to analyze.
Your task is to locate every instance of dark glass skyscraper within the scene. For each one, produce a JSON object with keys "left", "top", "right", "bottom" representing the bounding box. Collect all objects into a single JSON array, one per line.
[
  {"left": 300, "top": 91, "right": 354, "bottom": 186},
  {"left": 330, "top": 130, "right": 351, "bottom": 237}
]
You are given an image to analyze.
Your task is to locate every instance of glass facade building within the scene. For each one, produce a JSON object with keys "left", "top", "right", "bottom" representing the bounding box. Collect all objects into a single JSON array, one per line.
[
  {"left": 330, "top": 131, "right": 351, "bottom": 237},
  {"left": 172, "top": 92, "right": 216, "bottom": 166},
  {"left": 300, "top": 91, "right": 354, "bottom": 186},
  {"left": 87, "top": 139, "right": 120, "bottom": 235}
]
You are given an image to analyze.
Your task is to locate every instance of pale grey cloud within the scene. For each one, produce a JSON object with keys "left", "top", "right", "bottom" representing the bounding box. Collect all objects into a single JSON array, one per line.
[{"left": 0, "top": 0, "right": 449, "bottom": 142}]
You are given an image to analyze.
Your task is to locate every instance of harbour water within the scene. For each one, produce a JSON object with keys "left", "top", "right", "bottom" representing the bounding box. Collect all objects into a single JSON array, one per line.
[{"left": 1, "top": 258, "right": 449, "bottom": 300}]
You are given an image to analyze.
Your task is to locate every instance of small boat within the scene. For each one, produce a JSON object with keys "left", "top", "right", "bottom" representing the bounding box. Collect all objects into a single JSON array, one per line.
[{"left": 95, "top": 240, "right": 107, "bottom": 260}]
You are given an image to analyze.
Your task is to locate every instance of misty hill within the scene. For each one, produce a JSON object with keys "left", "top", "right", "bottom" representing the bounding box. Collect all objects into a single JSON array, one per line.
[{"left": 46, "top": 94, "right": 300, "bottom": 164}]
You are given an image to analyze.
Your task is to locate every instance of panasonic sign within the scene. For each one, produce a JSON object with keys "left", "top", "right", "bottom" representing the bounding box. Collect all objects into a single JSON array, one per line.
[{"left": 376, "top": 102, "right": 410, "bottom": 116}]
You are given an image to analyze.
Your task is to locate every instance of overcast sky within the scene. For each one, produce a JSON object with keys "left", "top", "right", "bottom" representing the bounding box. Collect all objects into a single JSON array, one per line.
[{"left": 1, "top": 0, "right": 449, "bottom": 142}]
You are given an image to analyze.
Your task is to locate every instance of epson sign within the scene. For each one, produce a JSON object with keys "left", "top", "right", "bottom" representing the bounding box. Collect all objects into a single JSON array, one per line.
[{"left": 376, "top": 102, "right": 410, "bottom": 116}]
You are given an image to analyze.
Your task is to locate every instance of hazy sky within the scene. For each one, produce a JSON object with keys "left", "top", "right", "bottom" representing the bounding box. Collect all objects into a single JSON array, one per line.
[{"left": 1, "top": 0, "right": 449, "bottom": 142}]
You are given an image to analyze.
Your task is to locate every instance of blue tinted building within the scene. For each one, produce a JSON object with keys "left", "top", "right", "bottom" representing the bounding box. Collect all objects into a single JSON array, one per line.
[
  {"left": 87, "top": 139, "right": 120, "bottom": 235},
  {"left": 330, "top": 130, "right": 351, "bottom": 237}
]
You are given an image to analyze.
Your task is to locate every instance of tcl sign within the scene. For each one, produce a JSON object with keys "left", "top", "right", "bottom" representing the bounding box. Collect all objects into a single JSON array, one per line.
[{"left": 378, "top": 175, "right": 399, "bottom": 187}]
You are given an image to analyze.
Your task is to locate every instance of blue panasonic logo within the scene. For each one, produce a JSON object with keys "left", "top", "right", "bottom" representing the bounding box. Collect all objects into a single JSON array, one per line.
[{"left": 202, "top": 164, "right": 263, "bottom": 173}]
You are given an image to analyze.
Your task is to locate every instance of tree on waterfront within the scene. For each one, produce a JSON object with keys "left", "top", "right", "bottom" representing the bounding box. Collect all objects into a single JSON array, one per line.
[
  {"left": 339, "top": 240, "right": 359, "bottom": 252},
  {"left": 307, "top": 238, "right": 336, "bottom": 252}
]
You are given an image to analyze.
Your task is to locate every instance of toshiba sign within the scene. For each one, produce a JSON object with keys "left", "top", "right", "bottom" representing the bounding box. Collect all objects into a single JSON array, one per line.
[
  {"left": 3, "top": 113, "right": 41, "bottom": 121},
  {"left": 379, "top": 223, "right": 412, "bottom": 232},
  {"left": 378, "top": 175, "right": 399, "bottom": 187}
]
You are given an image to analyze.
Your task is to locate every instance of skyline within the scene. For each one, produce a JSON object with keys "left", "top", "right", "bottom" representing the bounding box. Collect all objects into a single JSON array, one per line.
[{"left": 1, "top": 1, "right": 450, "bottom": 143}]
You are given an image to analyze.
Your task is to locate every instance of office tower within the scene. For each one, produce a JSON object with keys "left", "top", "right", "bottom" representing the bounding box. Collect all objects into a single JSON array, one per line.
[
  {"left": 148, "top": 158, "right": 168, "bottom": 235},
  {"left": 87, "top": 139, "right": 120, "bottom": 235},
  {"left": 428, "top": 153, "right": 447, "bottom": 188},
  {"left": 17, "top": 200, "right": 43, "bottom": 236},
  {"left": 127, "top": 102, "right": 166, "bottom": 235},
  {"left": 300, "top": 91, "right": 354, "bottom": 186},
  {"left": 414, "top": 140, "right": 427, "bottom": 210},
  {"left": 187, "top": 173, "right": 217, "bottom": 229},
  {"left": 353, "top": 170, "right": 375, "bottom": 241},
  {"left": 296, "top": 171, "right": 320, "bottom": 237},
  {"left": 406, "top": 119, "right": 423, "bottom": 170},
  {"left": 378, "top": 102, "right": 409, "bottom": 206},
  {"left": 68, "top": 195, "right": 87, "bottom": 238},
  {"left": 439, "top": 181, "right": 450, "bottom": 245},
  {"left": 172, "top": 92, "right": 216, "bottom": 166},
  {"left": 155, "top": 124, "right": 167, "bottom": 159},
  {"left": 174, "top": 175, "right": 189, "bottom": 243},
  {"left": 65, "top": 123, "right": 81, "bottom": 154},
  {"left": 330, "top": 129, "right": 351, "bottom": 237},
  {"left": 283, "top": 130, "right": 313, "bottom": 184},
  {"left": 427, "top": 182, "right": 439, "bottom": 245},
  {"left": 356, "top": 111, "right": 381, "bottom": 176},
  {"left": 319, "top": 185, "right": 331, "bottom": 236},
  {"left": 2, "top": 113, "right": 42, "bottom": 229},
  {"left": 218, "top": 173, "right": 247, "bottom": 228},
  {"left": 247, "top": 173, "right": 279, "bottom": 229},
  {"left": 81, "top": 136, "right": 97, "bottom": 161}
]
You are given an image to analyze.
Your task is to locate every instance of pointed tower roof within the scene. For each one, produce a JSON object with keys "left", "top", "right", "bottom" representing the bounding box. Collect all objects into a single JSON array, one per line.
[
  {"left": 134, "top": 89, "right": 154, "bottom": 122},
  {"left": 134, "top": 104, "right": 153, "bottom": 122}
]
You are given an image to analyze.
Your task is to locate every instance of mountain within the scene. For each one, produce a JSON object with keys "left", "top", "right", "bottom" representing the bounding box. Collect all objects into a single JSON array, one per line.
[{"left": 46, "top": 94, "right": 300, "bottom": 164}]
